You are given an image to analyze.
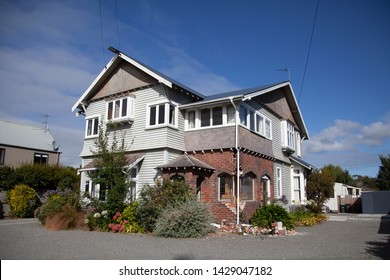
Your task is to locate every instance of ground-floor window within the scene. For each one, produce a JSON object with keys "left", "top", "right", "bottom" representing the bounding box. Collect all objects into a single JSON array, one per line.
[
  {"left": 34, "top": 153, "right": 48, "bottom": 164},
  {"left": 219, "top": 173, "right": 234, "bottom": 201},
  {"left": 240, "top": 173, "right": 255, "bottom": 201},
  {"left": 0, "top": 148, "right": 5, "bottom": 165}
]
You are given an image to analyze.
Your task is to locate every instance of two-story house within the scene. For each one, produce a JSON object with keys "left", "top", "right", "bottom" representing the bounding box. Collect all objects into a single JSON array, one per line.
[{"left": 72, "top": 47, "right": 313, "bottom": 223}]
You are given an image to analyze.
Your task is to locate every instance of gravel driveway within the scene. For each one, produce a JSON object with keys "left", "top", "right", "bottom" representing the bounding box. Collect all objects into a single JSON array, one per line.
[{"left": 0, "top": 215, "right": 389, "bottom": 260}]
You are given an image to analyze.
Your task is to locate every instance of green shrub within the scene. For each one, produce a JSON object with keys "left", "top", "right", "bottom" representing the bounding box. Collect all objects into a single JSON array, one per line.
[
  {"left": 0, "top": 165, "right": 16, "bottom": 191},
  {"left": 290, "top": 208, "right": 327, "bottom": 227},
  {"left": 36, "top": 189, "right": 80, "bottom": 225},
  {"left": 7, "top": 184, "right": 39, "bottom": 218},
  {"left": 154, "top": 200, "right": 213, "bottom": 238},
  {"left": 138, "top": 179, "right": 194, "bottom": 232},
  {"left": 87, "top": 202, "right": 144, "bottom": 233},
  {"left": 251, "top": 204, "right": 293, "bottom": 230},
  {"left": 107, "top": 202, "right": 144, "bottom": 233},
  {"left": 12, "top": 164, "right": 80, "bottom": 195}
]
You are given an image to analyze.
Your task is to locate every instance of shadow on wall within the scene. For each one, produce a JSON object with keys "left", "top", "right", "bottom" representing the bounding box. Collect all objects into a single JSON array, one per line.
[{"left": 366, "top": 216, "right": 390, "bottom": 260}]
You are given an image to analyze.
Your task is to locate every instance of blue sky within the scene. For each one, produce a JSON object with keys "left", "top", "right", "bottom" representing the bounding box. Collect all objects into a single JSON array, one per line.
[{"left": 0, "top": 0, "right": 389, "bottom": 177}]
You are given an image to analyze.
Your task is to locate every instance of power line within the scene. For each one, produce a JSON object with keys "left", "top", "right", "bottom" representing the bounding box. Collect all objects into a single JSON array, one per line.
[
  {"left": 115, "top": 0, "right": 120, "bottom": 49},
  {"left": 299, "top": 0, "right": 320, "bottom": 104},
  {"left": 98, "top": 0, "right": 106, "bottom": 62}
]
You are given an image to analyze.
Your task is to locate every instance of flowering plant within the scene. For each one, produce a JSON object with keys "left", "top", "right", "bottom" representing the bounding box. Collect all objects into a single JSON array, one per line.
[
  {"left": 107, "top": 202, "right": 144, "bottom": 233},
  {"left": 86, "top": 209, "right": 110, "bottom": 231}
]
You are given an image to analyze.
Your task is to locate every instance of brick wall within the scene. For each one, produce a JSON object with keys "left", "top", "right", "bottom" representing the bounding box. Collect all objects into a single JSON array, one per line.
[{"left": 162, "top": 149, "right": 274, "bottom": 223}]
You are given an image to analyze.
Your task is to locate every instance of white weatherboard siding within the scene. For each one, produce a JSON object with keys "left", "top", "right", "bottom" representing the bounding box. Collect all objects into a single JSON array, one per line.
[{"left": 282, "top": 164, "right": 292, "bottom": 205}]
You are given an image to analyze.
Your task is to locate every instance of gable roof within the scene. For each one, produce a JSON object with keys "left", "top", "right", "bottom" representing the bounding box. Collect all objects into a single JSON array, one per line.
[
  {"left": 0, "top": 119, "right": 59, "bottom": 153},
  {"left": 72, "top": 47, "right": 205, "bottom": 112},
  {"left": 181, "top": 81, "right": 309, "bottom": 139}
]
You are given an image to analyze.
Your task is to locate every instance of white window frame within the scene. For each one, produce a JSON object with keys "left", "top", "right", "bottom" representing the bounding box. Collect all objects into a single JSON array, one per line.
[
  {"left": 276, "top": 167, "right": 282, "bottom": 198},
  {"left": 281, "top": 120, "right": 296, "bottom": 150},
  {"left": 128, "top": 166, "right": 138, "bottom": 201},
  {"left": 85, "top": 115, "right": 100, "bottom": 138},
  {"left": 295, "top": 132, "right": 302, "bottom": 157},
  {"left": 254, "top": 112, "right": 272, "bottom": 139},
  {"left": 146, "top": 101, "right": 178, "bottom": 129},
  {"left": 239, "top": 105, "right": 248, "bottom": 126},
  {"left": 238, "top": 103, "right": 272, "bottom": 139},
  {"left": 185, "top": 104, "right": 236, "bottom": 130},
  {"left": 106, "top": 96, "right": 134, "bottom": 123},
  {"left": 287, "top": 122, "right": 295, "bottom": 149},
  {"left": 226, "top": 104, "right": 236, "bottom": 125}
]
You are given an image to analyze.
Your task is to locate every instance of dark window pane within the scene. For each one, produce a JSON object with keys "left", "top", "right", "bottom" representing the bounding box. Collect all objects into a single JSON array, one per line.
[
  {"left": 149, "top": 106, "right": 156, "bottom": 125},
  {"left": 212, "top": 107, "right": 222, "bottom": 125},
  {"left": 107, "top": 102, "right": 113, "bottom": 120},
  {"left": 121, "top": 98, "right": 127, "bottom": 117},
  {"left": 158, "top": 104, "right": 165, "bottom": 124},
  {"left": 201, "top": 108, "right": 210, "bottom": 127}
]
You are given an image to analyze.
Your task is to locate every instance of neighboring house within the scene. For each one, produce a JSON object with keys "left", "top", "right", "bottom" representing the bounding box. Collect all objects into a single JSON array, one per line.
[
  {"left": 72, "top": 47, "right": 314, "bottom": 223},
  {"left": 0, "top": 119, "right": 61, "bottom": 167},
  {"left": 324, "top": 182, "right": 363, "bottom": 213}
]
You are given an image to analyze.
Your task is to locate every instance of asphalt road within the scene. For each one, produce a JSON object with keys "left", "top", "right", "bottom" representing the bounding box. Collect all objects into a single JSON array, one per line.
[{"left": 0, "top": 215, "right": 389, "bottom": 260}]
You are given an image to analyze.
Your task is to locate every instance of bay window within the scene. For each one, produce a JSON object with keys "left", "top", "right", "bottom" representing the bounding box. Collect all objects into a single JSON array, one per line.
[
  {"left": 148, "top": 102, "right": 177, "bottom": 127},
  {"left": 281, "top": 120, "right": 295, "bottom": 151},
  {"left": 106, "top": 97, "right": 134, "bottom": 122}
]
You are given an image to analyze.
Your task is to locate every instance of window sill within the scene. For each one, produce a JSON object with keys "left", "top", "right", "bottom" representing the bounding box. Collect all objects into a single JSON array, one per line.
[
  {"left": 84, "top": 135, "right": 99, "bottom": 140},
  {"left": 106, "top": 117, "right": 134, "bottom": 126},
  {"left": 145, "top": 124, "right": 179, "bottom": 131}
]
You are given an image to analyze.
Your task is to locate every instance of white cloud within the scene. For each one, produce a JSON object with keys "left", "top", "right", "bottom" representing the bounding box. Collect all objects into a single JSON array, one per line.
[
  {"left": 303, "top": 116, "right": 390, "bottom": 176},
  {"left": 304, "top": 118, "right": 390, "bottom": 154}
]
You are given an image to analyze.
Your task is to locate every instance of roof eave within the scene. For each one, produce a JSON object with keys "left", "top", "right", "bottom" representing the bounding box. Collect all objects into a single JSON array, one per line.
[
  {"left": 71, "top": 55, "right": 120, "bottom": 112},
  {"left": 242, "top": 82, "right": 309, "bottom": 140},
  {"left": 179, "top": 95, "right": 243, "bottom": 109}
]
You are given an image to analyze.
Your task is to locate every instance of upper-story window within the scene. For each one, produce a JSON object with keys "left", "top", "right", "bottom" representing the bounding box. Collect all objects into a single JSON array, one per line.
[
  {"left": 85, "top": 115, "right": 99, "bottom": 138},
  {"left": 188, "top": 110, "right": 196, "bottom": 129},
  {"left": 239, "top": 105, "right": 247, "bottom": 126},
  {"left": 200, "top": 108, "right": 211, "bottom": 127},
  {"left": 147, "top": 102, "right": 178, "bottom": 128},
  {"left": 287, "top": 122, "right": 295, "bottom": 148},
  {"left": 106, "top": 97, "right": 134, "bottom": 123},
  {"left": 186, "top": 103, "right": 272, "bottom": 139},
  {"left": 281, "top": 120, "right": 295, "bottom": 151},
  {"left": 187, "top": 104, "right": 235, "bottom": 129},
  {"left": 200, "top": 106, "right": 223, "bottom": 127},
  {"left": 239, "top": 104, "right": 272, "bottom": 139},
  {"left": 295, "top": 132, "right": 301, "bottom": 157},
  {"left": 227, "top": 104, "right": 236, "bottom": 124}
]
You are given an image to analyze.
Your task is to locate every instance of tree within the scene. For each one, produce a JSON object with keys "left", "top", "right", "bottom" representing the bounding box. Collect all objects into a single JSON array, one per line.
[
  {"left": 87, "top": 123, "right": 131, "bottom": 213},
  {"left": 353, "top": 175, "right": 378, "bottom": 190},
  {"left": 306, "top": 170, "right": 334, "bottom": 213},
  {"left": 321, "top": 164, "right": 354, "bottom": 186},
  {"left": 377, "top": 154, "right": 390, "bottom": 191}
]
